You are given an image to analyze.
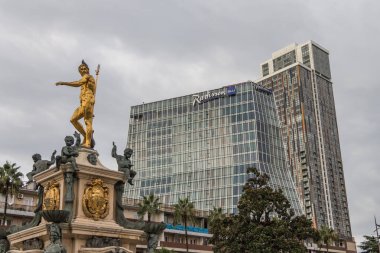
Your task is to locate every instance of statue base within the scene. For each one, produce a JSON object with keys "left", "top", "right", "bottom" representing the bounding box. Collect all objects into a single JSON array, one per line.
[{"left": 6, "top": 149, "right": 144, "bottom": 253}]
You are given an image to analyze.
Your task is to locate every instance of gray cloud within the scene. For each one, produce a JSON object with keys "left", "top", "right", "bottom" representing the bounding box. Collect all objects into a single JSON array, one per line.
[{"left": 0, "top": 0, "right": 379, "bottom": 249}]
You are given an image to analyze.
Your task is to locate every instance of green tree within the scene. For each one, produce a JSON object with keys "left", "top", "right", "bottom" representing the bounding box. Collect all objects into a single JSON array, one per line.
[
  {"left": 0, "top": 161, "right": 23, "bottom": 225},
  {"left": 209, "top": 167, "right": 317, "bottom": 253},
  {"left": 137, "top": 194, "right": 162, "bottom": 222},
  {"left": 359, "top": 235, "right": 380, "bottom": 253},
  {"left": 173, "top": 197, "right": 195, "bottom": 253},
  {"left": 318, "top": 225, "right": 338, "bottom": 253}
]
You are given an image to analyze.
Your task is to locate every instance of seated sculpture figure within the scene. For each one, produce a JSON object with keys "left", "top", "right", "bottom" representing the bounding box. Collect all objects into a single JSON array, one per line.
[
  {"left": 56, "top": 132, "right": 81, "bottom": 171},
  {"left": 112, "top": 142, "right": 136, "bottom": 185},
  {"left": 26, "top": 150, "right": 56, "bottom": 183},
  {"left": 44, "top": 223, "right": 66, "bottom": 253}
]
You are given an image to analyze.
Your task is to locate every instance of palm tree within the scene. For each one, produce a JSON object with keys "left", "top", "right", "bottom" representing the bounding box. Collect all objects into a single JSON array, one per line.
[
  {"left": 208, "top": 207, "right": 225, "bottom": 226},
  {"left": 318, "top": 225, "right": 338, "bottom": 253},
  {"left": 208, "top": 207, "right": 225, "bottom": 252},
  {"left": 0, "top": 161, "right": 23, "bottom": 225},
  {"left": 173, "top": 197, "right": 195, "bottom": 253},
  {"left": 137, "top": 194, "right": 162, "bottom": 222}
]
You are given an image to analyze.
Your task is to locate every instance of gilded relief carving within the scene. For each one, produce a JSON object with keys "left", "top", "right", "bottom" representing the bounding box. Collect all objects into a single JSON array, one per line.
[
  {"left": 82, "top": 178, "right": 109, "bottom": 220},
  {"left": 43, "top": 181, "right": 60, "bottom": 210}
]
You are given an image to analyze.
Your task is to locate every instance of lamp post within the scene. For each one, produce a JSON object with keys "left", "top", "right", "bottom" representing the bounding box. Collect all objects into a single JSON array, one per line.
[{"left": 374, "top": 216, "right": 380, "bottom": 252}]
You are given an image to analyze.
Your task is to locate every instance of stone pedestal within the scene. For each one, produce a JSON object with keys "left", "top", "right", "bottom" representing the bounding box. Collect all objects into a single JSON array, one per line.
[{"left": 6, "top": 149, "right": 145, "bottom": 253}]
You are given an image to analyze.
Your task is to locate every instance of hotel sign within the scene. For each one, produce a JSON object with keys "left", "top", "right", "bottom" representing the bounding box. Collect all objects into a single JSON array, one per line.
[
  {"left": 192, "top": 86, "right": 236, "bottom": 106},
  {"left": 253, "top": 83, "right": 272, "bottom": 95}
]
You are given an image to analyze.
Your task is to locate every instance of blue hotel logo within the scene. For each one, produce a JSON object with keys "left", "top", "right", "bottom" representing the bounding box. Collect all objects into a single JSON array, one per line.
[{"left": 227, "top": 86, "right": 236, "bottom": 96}]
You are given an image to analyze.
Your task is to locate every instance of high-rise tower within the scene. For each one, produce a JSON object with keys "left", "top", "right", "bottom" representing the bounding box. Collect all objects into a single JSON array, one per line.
[
  {"left": 256, "top": 41, "right": 352, "bottom": 238},
  {"left": 126, "top": 82, "right": 303, "bottom": 217}
]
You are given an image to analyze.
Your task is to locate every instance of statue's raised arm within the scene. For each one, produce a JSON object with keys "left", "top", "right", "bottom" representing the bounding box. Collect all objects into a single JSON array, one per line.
[
  {"left": 47, "top": 150, "right": 57, "bottom": 166},
  {"left": 54, "top": 60, "right": 98, "bottom": 149},
  {"left": 111, "top": 141, "right": 118, "bottom": 158}
]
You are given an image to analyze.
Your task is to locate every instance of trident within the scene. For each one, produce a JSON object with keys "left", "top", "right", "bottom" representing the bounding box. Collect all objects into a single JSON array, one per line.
[{"left": 94, "top": 64, "right": 100, "bottom": 97}]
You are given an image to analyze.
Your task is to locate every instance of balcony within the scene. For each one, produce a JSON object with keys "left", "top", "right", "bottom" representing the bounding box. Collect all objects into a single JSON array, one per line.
[{"left": 0, "top": 202, "right": 35, "bottom": 217}]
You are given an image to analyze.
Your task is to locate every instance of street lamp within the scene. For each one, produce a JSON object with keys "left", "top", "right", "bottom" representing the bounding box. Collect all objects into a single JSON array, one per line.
[{"left": 374, "top": 216, "right": 380, "bottom": 252}]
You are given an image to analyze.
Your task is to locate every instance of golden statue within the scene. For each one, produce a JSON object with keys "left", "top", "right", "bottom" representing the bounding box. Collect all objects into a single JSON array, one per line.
[
  {"left": 43, "top": 181, "right": 60, "bottom": 210},
  {"left": 55, "top": 60, "right": 99, "bottom": 148},
  {"left": 82, "top": 178, "right": 109, "bottom": 220}
]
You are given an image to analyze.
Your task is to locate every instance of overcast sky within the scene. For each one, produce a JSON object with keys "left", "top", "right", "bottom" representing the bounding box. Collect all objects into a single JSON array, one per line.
[{"left": 0, "top": 0, "right": 379, "bottom": 248}]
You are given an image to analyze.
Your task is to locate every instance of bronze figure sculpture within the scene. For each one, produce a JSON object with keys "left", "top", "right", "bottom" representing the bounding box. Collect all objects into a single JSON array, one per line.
[
  {"left": 44, "top": 223, "right": 66, "bottom": 253},
  {"left": 27, "top": 150, "right": 56, "bottom": 183},
  {"left": 56, "top": 132, "right": 80, "bottom": 171},
  {"left": 112, "top": 142, "right": 136, "bottom": 185}
]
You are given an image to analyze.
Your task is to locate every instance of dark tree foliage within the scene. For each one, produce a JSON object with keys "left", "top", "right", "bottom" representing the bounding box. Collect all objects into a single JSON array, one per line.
[
  {"left": 359, "top": 235, "right": 379, "bottom": 253},
  {"left": 209, "top": 168, "right": 317, "bottom": 253}
]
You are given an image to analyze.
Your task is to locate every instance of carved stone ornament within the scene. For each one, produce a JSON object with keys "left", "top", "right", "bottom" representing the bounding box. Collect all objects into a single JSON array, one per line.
[
  {"left": 87, "top": 153, "right": 97, "bottom": 165},
  {"left": 82, "top": 178, "right": 109, "bottom": 220},
  {"left": 43, "top": 181, "right": 60, "bottom": 210},
  {"left": 23, "top": 238, "right": 44, "bottom": 250},
  {"left": 85, "top": 236, "right": 121, "bottom": 248}
]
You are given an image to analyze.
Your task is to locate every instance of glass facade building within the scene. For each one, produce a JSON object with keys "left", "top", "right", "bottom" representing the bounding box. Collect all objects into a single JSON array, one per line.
[
  {"left": 126, "top": 81, "right": 302, "bottom": 215},
  {"left": 257, "top": 41, "right": 352, "bottom": 238}
]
